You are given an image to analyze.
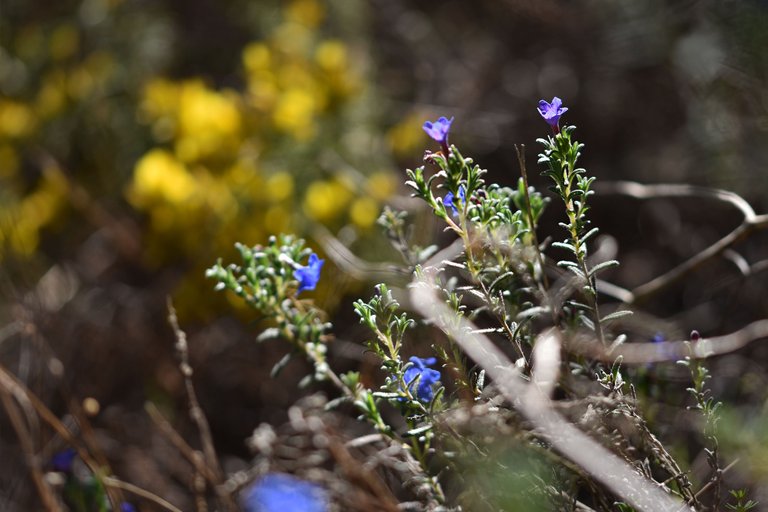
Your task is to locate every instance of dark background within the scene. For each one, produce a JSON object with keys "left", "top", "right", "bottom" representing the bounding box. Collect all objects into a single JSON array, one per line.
[{"left": 3, "top": 0, "right": 768, "bottom": 509}]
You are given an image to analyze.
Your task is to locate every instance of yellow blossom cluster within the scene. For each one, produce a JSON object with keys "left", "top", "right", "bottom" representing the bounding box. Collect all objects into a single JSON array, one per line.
[
  {"left": 121, "top": 0, "right": 401, "bottom": 314},
  {"left": 0, "top": 15, "right": 119, "bottom": 262},
  {"left": 0, "top": 0, "right": 404, "bottom": 317},
  {"left": 128, "top": 0, "right": 396, "bottom": 270}
]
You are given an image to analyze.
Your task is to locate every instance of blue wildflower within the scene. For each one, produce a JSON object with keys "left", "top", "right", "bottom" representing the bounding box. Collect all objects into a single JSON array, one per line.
[
  {"left": 242, "top": 473, "right": 328, "bottom": 512},
  {"left": 443, "top": 186, "right": 466, "bottom": 217},
  {"left": 120, "top": 503, "right": 137, "bottom": 512},
  {"left": 403, "top": 356, "right": 441, "bottom": 402},
  {"left": 294, "top": 253, "right": 324, "bottom": 293},
  {"left": 537, "top": 97, "right": 568, "bottom": 132},
  {"left": 423, "top": 116, "right": 453, "bottom": 144},
  {"left": 50, "top": 448, "right": 77, "bottom": 473}
]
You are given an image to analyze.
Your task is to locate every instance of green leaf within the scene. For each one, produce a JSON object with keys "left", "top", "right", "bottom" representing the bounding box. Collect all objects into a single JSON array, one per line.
[{"left": 600, "top": 310, "right": 633, "bottom": 323}]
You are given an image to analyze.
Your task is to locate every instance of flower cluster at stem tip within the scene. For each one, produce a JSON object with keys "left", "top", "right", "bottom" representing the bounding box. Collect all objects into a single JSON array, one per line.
[
  {"left": 242, "top": 473, "right": 328, "bottom": 512},
  {"left": 294, "top": 253, "right": 324, "bottom": 293},
  {"left": 403, "top": 356, "right": 441, "bottom": 402},
  {"left": 537, "top": 96, "right": 568, "bottom": 132}
]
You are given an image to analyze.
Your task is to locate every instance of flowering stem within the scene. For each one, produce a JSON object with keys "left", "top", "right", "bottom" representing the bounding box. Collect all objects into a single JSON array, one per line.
[{"left": 563, "top": 174, "right": 605, "bottom": 346}]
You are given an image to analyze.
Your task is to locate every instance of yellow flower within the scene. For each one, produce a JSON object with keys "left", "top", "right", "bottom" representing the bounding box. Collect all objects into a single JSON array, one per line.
[
  {"left": 315, "top": 40, "right": 347, "bottom": 73},
  {"left": 303, "top": 178, "right": 352, "bottom": 222},
  {"left": 350, "top": 197, "right": 380, "bottom": 229},
  {"left": 272, "top": 88, "right": 316, "bottom": 140},
  {"left": 177, "top": 81, "right": 241, "bottom": 138},
  {"left": 266, "top": 171, "right": 295, "bottom": 202},
  {"left": 129, "top": 149, "right": 197, "bottom": 207},
  {"left": 243, "top": 43, "right": 272, "bottom": 74},
  {"left": 365, "top": 171, "right": 398, "bottom": 202},
  {"left": 175, "top": 81, "right": 242, "bottom": 161},
  {"left": 0, "top": 101, "right": 36, "bottom": 139}
]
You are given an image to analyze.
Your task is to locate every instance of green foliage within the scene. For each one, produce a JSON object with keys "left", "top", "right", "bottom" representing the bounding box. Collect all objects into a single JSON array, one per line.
[
  {"left": 203, "top": 114, "right": 757, "bottom": 511},
  {"left": 726, "top": 489, "right": 759, "bottom": 511},
  {"left": 206, "top": 235, "right": 331, "bottom": 380}
]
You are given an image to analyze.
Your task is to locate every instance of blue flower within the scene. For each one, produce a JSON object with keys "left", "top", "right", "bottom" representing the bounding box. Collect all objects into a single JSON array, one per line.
[
  {"left": 120, "top": 503, "right": 137, "bottom": 512},
  {"left": 537, "top": 97, "right": 568, "bottom": 132},
  {"left": 443, "top": 186, "right": 466, "bottom": 217},
  {"left": 294, "top": 253, "right": 324, "bottom": 293},
  {"left": 50, "top": 448, "right": 77, "bottom": 473},
  {"left": 242, "top": 473, "right": 328, "bottom": 512},
  {"left": 403, "top": 356, "right": 441, "bottom": 402},
  {"left": 423, "top": 116, "right": 454, "bottom": 145}
]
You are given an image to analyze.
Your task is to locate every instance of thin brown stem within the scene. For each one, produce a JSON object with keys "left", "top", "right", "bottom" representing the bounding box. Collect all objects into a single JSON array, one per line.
[
  {"left": 145, "top": 402, "right": 219, "bottom": 485},
  {"left": 167, "top": 299, "right": 237, "bottom": 511},
  {"left": 0, "top": 387, "right": 62, "bottom": 512},
  {"left": 103, "top": 476, "right": 185, "bottom": 512}
]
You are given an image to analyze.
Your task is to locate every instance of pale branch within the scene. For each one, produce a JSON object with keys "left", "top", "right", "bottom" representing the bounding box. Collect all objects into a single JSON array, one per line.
[
  {"left": 595, "top": 181, "right": 768, "bottom": 304},
  {"left": 569, "top": 319, "right": 768, "bottom": 364},
  {"left": 410, "top": 273, "right": 694, "bottom": 512}
]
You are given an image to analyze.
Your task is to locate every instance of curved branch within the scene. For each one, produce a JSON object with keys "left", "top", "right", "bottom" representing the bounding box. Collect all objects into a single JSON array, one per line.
[
  {"left": 569, "top": 319, "right": 768, "bottom": 364},
  {"left": 595, "top": 181, "right": 768, "bottom": 304}
]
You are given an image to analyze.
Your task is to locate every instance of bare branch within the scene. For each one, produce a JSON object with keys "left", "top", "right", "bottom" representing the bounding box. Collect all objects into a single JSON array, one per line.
[
  {"left": 595, "top": 181, "right": 768, "bottom": 304},
  {"left": 410, "top": 272, "right": 693, "bottom": 512},
  {"left": 569, "top": 319, "right": 768, "bottom": 364},
  {"left": 103, "top": 476, "right": 184, "bottom": 512}
]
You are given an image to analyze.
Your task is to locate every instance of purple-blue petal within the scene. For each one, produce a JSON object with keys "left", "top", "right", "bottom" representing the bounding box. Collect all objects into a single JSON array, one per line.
[
  {"left": 402, "top": 356, "right": 441, "bottom": 402},
  {"left": 50, "top": 448, "right": 77, "bottom": 473},
  {"left": 443, "top": 186, "right": 465, "bottom": 217},
  {"left": 242, "top": 473, "right": 328, "bottom": 512},
  {"left": 537, "top": 97, "right": 568, "bottom": 128},
  {"left": 294, "top": 253, "right": 324, "bottom": 293},
  {"left": 444, "top": 191, "right": 458, "bottom": 216},
  {"left": 422, "top": 116, "right": 454, "bottom": 144}
]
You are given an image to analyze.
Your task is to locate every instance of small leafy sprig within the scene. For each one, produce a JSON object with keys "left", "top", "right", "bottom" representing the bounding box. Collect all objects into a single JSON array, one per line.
[
  {"left": 206, "top": 235, "right": 333, "bottom": 382},
  {"left": 537, "top": 98, "right": 623, "bottom": 344},
  {"left": 726, "top": 489, "right": 759, "bottom": 511},
  {"left": 208, "top": 237, "right": 447, "bottom": 504},
  {"left": 353, "top": 284, "right": 445, "bottom": 449},
  {"left": 408, "top": 119, "right": 551, "bottom": 363},
  {"left": 678, "top": 330, "right": 725, "bottom": 509}
]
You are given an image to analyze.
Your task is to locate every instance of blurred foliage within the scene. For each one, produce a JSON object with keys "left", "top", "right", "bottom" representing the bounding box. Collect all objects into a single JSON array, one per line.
[{"left": 0, "top": 0, "right": 401, "bottom": 317}]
